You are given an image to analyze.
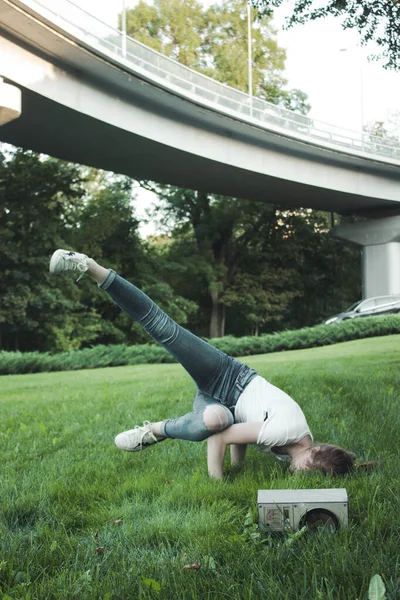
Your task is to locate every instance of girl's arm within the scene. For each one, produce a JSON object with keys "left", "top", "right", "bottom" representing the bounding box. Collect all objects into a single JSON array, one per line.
[
  {"left": 230, "top": 443, "right": 247, "bottom": 467},
  {"left": 207, "top": 422, "right": 263, "bottom": 479}
]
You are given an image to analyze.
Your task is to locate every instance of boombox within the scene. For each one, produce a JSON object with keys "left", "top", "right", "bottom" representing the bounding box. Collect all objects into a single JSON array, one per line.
[{"left": 258, "top": 488, "right": 348, "bottom": 533}]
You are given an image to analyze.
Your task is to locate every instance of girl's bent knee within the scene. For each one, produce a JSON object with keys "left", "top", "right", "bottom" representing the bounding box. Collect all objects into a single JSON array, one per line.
[{"left": 203, "top": 405, "right": 233, "bottom": 432}]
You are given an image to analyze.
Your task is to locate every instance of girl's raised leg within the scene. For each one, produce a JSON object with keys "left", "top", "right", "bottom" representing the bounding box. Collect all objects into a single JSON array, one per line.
[{"left": 49, "top": 250, "right": 245, "bottom": 451}]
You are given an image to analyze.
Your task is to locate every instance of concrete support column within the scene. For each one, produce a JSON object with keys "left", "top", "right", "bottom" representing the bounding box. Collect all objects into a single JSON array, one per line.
[
  {"left": 333, "top": 215, "right": 400, "bottom": 298},
  {"left": 0, "top": 78, "right": 21, "bottom": 125}
]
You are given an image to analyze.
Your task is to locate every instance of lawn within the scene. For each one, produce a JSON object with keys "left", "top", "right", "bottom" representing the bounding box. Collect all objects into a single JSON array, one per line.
[{"left": 1, "top": 336, "right": 399, "bottom": 599}]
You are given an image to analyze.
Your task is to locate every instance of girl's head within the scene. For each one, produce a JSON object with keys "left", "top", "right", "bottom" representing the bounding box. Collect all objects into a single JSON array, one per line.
[
  {"left": 308, "top": 444, "right": 357, "bottom": 476},
  {"left": 290, "top": 443, "right": 377, "bottom": 475}
]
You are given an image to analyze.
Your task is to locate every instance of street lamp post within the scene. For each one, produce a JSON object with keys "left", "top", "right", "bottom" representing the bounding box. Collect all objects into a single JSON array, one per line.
[
  {"left": 0, "top": 78, "right": 21, "bottom": 126},
  {"left": 340, "top": 45, "right": 365, "bottom": 148},
  {"left": 247, "top": 2, "right": 253, "bottom": 116},
  {"left": 121, "top": 0, "right": 127, "bottom": 58}
]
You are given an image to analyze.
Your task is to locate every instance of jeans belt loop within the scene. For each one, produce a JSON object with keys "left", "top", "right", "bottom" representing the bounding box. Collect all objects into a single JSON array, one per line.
[{"left": 235, "top": 382, "right": 244, "bottom": 397}]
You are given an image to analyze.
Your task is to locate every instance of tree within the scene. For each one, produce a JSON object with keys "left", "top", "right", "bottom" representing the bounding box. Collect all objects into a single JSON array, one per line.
[
  {"left": 122, "top": 0, "right": 309, "bottom": 107},
  {"left": 72, "top": 174, "right": 198, "bottom": 346},
  {"left": 120, "top": 0, "right": 321, "bottom": 338},
  {"left": 364, "top": 111, "right": 400, "bottom": 142},
  {"left": 145, "top": 187, "right": 242, "bottom": 338},
  {"left": 72, "top": 172, "right": 142, "bottom": 274},
  {"left": 278, "top": 88, "right": 311, "bottom": 115},
  {"left": 0, "top": 148, "right": 87, "bottom": 351},
  {"left": 200, "top": 0, "right": 287, "bottom": 101},
  {"left": 219, "top": 209, "right": 361, "bottom": 334},
  {"left": 125, "top": 0, "right": 314, "bottom": 338},
  {"left": 150, "top": 197, "right": 362, "bottom": 337},
  {"left": 254, "top": 0, "right": 400, "bottom": 70},
  {"left": 271, "top": 210, "right": 361, "bottom": 329},
  {"left": 220, "top": 255, "right": 299, "bottom": 336},
  {"left": 143, "top": 184, "right": 306, "bottom": 338},
  {"left": 123, "top": 0, "right": 206, "bottom": 66},
  {"left": 0, "top": 147, "right": 199, "bottom": 351}
]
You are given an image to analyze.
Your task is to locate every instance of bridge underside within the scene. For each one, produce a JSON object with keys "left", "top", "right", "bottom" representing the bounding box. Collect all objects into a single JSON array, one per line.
[
  {"left": 1, "top": 85, "right": 399, "bottom": 217},
  {"left": 1, "top": 0, "right": 400, "bottom": 220},
  {"left": 1, "top": 1, "right": 400, "bottom": 218}
]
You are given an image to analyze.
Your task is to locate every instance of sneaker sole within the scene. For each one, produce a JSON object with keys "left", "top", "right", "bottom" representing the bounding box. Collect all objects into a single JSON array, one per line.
[
  {"left": 115, "top": 443, "right": 148, "bottom": 452},
  {"left": 115, "top": 433, "right": 162, "bottom": 452},
  {"left": 114, "top": 433, "right": 142, "bottom": 452}
]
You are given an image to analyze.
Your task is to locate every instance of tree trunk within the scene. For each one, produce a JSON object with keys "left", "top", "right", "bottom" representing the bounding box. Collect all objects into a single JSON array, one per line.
[
  {"left": 209, "top": 288, "right": 225, "bottom": 338},
  {"left": 220, "top": 303, "right": 226, "bottom": 338}
]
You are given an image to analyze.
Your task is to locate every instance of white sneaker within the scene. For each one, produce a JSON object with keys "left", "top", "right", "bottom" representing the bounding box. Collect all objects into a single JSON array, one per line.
[
  {"left": 115, "top": 421, "right": 161, "bottom": 452},
  {"left": 49, "top": 249, "right": 89, "bottom": 280}
]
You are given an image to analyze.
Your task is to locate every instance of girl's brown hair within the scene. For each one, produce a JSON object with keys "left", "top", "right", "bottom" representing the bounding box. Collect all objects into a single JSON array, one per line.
[
  {"left": 310, "top": 444, "right": 378, "bottom": 475},
  {"left": 310, "top": 444, "right": 356, "bottom": 476}
]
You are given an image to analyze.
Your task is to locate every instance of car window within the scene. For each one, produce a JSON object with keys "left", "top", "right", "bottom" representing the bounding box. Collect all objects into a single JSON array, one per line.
[
  {"left": 375, "top": 297, "right": 389, "bottom": 307},
  {"left": 346, "top": 301, "right": 362, "bottom": 312},
  {"left": 345, "top": 296, "right": 400, "bottom": 313},
  {"left": 358, "top": 299, "right": 376, "bottom": 311},
  {"left": 376, "top": 296, "right": 400, "bottom": 307}
]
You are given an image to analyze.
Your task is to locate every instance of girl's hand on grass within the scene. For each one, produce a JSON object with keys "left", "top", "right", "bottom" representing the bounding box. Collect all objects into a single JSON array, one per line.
[{"left": 207, "top": 423, "right": 262, "bottom": 478}]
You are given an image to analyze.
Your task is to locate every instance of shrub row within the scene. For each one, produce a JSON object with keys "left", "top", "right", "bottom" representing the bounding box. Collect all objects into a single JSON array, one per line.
[{"left": 1, "top": 315, "right": 400, "bottom": 376}]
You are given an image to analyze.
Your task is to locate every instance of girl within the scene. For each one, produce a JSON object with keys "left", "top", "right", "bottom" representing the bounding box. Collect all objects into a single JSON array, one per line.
[{"left": 49, "top": 249, "right": 357, "bottom": 479}]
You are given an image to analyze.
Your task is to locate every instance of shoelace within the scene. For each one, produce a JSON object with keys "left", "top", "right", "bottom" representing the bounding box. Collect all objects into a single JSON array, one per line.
[
  {"left": 135, "top": 422, "right": 157, "bottom": 448},
  {"left": 65, "top": 254, "right": 88, "bottom": 282}
]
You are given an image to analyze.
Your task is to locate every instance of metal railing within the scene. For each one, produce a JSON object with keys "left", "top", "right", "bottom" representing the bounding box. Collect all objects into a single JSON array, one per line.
[{"left": 15, "top": 0, "right": 400, "bottom": 162}]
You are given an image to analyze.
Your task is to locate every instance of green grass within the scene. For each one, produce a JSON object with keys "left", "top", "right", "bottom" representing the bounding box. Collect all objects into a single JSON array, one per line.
[{"left": 1, "top": 335, "right": 399, "bottom": 600}]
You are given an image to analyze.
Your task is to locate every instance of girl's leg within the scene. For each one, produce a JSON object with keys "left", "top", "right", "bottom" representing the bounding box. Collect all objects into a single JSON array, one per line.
[
  {"left": 116, "top": 391, "right": 235, "bottom": 451},
  {"left": 51, "top": 254, "right": 256, "bottom": 406},
  {"left": 50, "top": 251, "right": 254, "bottom": 450},
  {"left": 93, "top": 265, "right": 245, "bottom": 402},
  {"left": 88, "top": 262, "right": 241, "bottom": 447},
  {"left": 158, "top": 391, "right": 234, "bottom": 441}
]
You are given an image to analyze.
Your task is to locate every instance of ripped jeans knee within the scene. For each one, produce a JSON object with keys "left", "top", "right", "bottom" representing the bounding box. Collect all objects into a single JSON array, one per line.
[
  {"left": 203, "top": 404, "right": 233, "bottom": 432},
  {"left": 161, "top": 401, "right": 234, "bottom": 441}
]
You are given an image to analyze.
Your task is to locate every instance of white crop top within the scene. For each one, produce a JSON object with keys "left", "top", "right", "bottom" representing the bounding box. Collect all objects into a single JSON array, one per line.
[{"left": 234, "top": 375, "right": 313, "bottom": 456}]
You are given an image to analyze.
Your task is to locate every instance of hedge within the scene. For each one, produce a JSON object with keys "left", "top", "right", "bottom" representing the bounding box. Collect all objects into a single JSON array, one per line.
[{"left": 1, "top": 314, "right": 400, "bottom": 376}]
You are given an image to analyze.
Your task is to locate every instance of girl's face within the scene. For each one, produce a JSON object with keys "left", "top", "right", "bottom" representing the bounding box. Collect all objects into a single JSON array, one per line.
[{"left": 289, "top": 447, "right": 316, "bottom": 472}]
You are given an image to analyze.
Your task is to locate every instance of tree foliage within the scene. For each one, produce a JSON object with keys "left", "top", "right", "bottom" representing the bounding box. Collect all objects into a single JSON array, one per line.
[
  {"left": 0, "top": 126, "right": 363, "bottom": 350},
  {"left": 254, "top": 0, "right": 400, "bottom": 70},
  {"left": 0, "top": 148, "right": 197, "bottom": 351},
  {"left": 142, "top": 185, "right": 360, "bottom": 338},
  {"left": 366, "top": 110, "right": 400, "bottom": 142},
  {"left": 0, "top": 141, "right": 362, "bottom": 349},
  {"left": 123, "top": 0, "right": 309, "bottom": 109},
  {"left": 0, "top": 149, "right": 85, "bottom": 351}
]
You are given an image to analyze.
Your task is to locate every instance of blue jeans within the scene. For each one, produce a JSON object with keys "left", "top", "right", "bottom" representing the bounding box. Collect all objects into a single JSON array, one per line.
[{"left": 100, "top": 271, "right": 258, "bottom": 441}]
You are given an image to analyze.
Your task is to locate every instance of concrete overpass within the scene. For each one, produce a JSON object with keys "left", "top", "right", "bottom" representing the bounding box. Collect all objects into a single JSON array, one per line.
[{"left": 1, "top": 0, "right": 400, "bottom": 297}]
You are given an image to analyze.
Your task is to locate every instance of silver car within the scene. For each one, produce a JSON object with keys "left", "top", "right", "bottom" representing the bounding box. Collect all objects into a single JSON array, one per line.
[{"left": 324, "top": 295, "right": 400, "bottom": 324}]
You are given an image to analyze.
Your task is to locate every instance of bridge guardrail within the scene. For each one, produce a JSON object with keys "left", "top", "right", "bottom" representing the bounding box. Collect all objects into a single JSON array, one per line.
[{"left": 14, "top": 0, "right": 400, "bottom": 163}]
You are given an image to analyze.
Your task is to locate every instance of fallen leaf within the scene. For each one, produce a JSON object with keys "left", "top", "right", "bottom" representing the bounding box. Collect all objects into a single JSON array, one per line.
[
  {"left": 94, "top": 531, "right": 99, "bottom": 538},
  {"left": 96, "top": 547, "right": 104, "bottom": 554},
  {"left": 182, "top": 563, "right": 201, "bottom": 571},
  {"left": 112, "top": 519, "right": 123, "bottom": 525},
  {"left": 142, "top": 578, "right": 161, "bottom": 591}
]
